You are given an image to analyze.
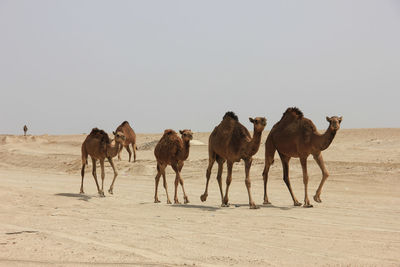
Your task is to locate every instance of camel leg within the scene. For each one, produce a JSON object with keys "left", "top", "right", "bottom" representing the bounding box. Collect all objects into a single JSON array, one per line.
[
  {"left": 200, "top": 152, "right": 216, "bottom": 202},
  {"left": 133, "top": 143, "right": 137, "bottom": 162},
  {"left": 171, "top": 163, "right": 181, "bottom": 204},
  {"left": 107, "top": 157, "right": 118, "bottom": 194},
  {"left": 300, "top": 157, "right": 313, "bottom": 208},
  {"left": 313, "top": 153, "right": 329, "bottom": 203},
  {"left": 177, "top": 161, "right": 189, "bottom": 204},
  {"left": 99, "top": 159, "right": 106, "bottom": 197},
  {"left": 125, "top": 145, "right": 132, "bottom": 162},
  {"left": 263, "top": 138, "right": 276, "bottom": 205},
  {"left": 80, "top": 162, "right": 86, "bottom": 194},
  {"left": 161, "top": 165, "right": 171, "bottom": 204},
  {"left": 279, "top": 153, "right": 301, "bottom": 206},
  {"left": 91, "top": 158, "right": 103, "bottom": 197},
  {"left": 117, "top": 145, "right": 124, "bottom": 161},
  {"left": 244, "top": 158, "right": 258, "bottom": 209},
  {"left": 216, "top": 157, "right": 225, "bottom": 202},
  {"left": 154, "top": 163, "right": 162, "bottom": 203},
  {"left": 222, "top": 161, "right": 233, "bottom": 207}
]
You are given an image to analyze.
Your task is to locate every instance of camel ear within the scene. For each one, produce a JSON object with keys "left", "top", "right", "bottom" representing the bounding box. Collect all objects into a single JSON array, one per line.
[
  {"left": 326, "top": 116, "right": 331, "bottom": 123},
  {"left": 179, "top": 130, "right": 184, "bottom": 134},
  {"left": 249, "top": 118, "right": 254, "bottom": 123},
  {"left": 113, "top": 131, "right": 116, "bottom": 135},
  {"left": 338, "top": 116, "right": 343, "bottom": 123}
]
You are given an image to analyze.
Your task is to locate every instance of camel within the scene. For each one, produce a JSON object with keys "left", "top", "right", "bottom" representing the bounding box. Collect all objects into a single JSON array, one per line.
[
  {"left": 262, "top": 107, "right": 342, "bottom": 207},
  {"left": 115, "top": 121, "right": 137, "bottom": 162},
  {"left": 80, "top": 128, "right": 126, "bottom": 197},
  {"left": 154, "top": 129, "right": 193, "bottom": 204},
  {"left": 200, "top": 112, "right": 267, "bottom": 209},
  {"left": 23, "top": 125, "right": 28, "bottom": 136}
]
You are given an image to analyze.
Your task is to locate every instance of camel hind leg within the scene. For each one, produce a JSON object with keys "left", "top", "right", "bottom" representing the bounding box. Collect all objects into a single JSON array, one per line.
[
  {"left": 216, "top": 156, "right": 225, "bottom": 203},
  {"left": 132, "top": 143, "right": 137, "bottom": 162},
  {"left": 91, "top": 158, "right": 103, "bottom": 197},
  {"left": 222, "top": 161, "right": 233, "bottom": 207},
  {"left": 279, "top": 153, "right": 301, "bottom": 206},
  {"left": 154, "top": 163, "right": 162, "bottom": 203},
  {"left": 200, "top": 150, "right": 216, "bottom": 202},
  {"left": 125, "top": 145, "right": 132, "bottom": 162},
  {"left": 263, "top": 137, "right": 276, "bottom": 205},
  {"left": 177, "top": 161, "right": 189, "bottom": 204},
  {"left": 80, "top": 163, "right": 86, "bottom": 194},
  {"left": 107, "top": 157, "right": 118, "bottom": 194}
]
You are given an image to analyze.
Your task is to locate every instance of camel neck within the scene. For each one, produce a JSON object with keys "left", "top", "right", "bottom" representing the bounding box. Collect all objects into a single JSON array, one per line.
[
  {"left": 315, "top": 126, "right": 337, "bottom": 151},
  {"left": 107, "top": 140, "right": 122, "bottom": 158},
  {"left": 180, "top": 140, "right": 191, "bottom": 160},
  {"left": 247, "top": 129, "right": 263, "bottom": 156}
]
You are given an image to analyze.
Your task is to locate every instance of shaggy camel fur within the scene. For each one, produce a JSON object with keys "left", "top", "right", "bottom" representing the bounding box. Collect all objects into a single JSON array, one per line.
[
  {"left": 23, "top": 125, "right": 28, "bottom": 136},
  {"left": 200, "top": 112, "right": 267, "bottom": 209},
  {"left": 80, "top": 128, "right": 126, "bottom": 197},
  {"left": 263, "top": 107, "right": 342, "bottom": 207},
  {"left": 115, "top": 121, "right": 137, "bottom": 162},
  {"left": 154, "top": 129, "right": 193, "bottom": 204}
]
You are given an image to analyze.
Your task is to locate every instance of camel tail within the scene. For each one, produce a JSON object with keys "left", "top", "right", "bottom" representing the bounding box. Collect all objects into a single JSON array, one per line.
[{"left": 81, "top": 144, "right": 88, "bottom": 165}]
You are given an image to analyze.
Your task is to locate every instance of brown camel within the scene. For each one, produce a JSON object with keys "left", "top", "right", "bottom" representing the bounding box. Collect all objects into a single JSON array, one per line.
[
  {"left": 154, "top": 129, "right": 193, "bottom": 204},
  {"left": 262, "top": 107, "right": 342, "bottom": 207},
  {"left": 80, "top": 128, "right": 126, "bottom": 197},
  {"left": 23, "top": 125, "right": 28, "bottom": 136},
  {"left": 200, "top": 112, "right": 267, "bottom": 209},
  {"left": 115, "top": 121, "right": 137, "bottom": 162}
]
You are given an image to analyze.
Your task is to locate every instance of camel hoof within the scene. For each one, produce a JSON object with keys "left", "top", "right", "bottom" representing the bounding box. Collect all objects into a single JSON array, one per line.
[
  {"left": 250, "top": 204, "right": 259, "bottom": 209},
  {"left": 313, "top": 195, "right": 322, "bottom": 203},
  {"left": 294, "top": 201, "right": 302, "bottom": 206},
  {"left": 167, "top": 200, "right": 172, "bottom": 204},
  {"left": 174, "top": 200, "right": 181, "bottom": 204},
  {"left": 154, "top": 199, "right": 161, "bottom": 203},
  {"left": 221, "top": 203, "right": 230, "bottom": 207},
  {"left": 108, "top": 189, "right": 113, "bottom": 194},
  {"left": 80, "top": 190, "right": 84, "bottom": 194},
  {"left": 303, "top": 204, "right": 313, "bottom": 208},
  {"left": 263, "top": 201, "right": 271, "bottom": 205},
  {"left": 184, "top": 198, "right": 189, "bottom": 204},
  {"left": 200, "top": 194, "right": 208, "bottom": 202},
  {"left": 99, "top": 192, "right": 105, "bottom": 197}
]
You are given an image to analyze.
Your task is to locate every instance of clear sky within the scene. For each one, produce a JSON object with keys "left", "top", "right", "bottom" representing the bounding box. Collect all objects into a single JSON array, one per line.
[{"left": 1, "top": 0, "right": 399, "bottom": 134}]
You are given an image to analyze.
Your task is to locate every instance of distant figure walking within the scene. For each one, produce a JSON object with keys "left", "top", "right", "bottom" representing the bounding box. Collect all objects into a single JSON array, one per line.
[
  {"left": 115, "top": 121, "right": 137, "bottom": 162},
  {"left": 23, "top": 125, "right": 28, "bottom": 136},
  {"left": 262, "top": 107, "right": 342, "bottom": 207},
  {"left": 80, "top": 128, "right": 126, "bottom": 197},
  {"left": 154, "top": 129, "right": 193, "bottom": 204}
]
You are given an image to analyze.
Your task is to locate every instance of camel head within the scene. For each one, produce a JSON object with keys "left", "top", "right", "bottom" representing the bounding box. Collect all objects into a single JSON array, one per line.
[
  {"left": 112, "top": 131, "right": 126, "bottom": 144},
  {"left": 179, "top": 129, "right": 193, "bottom": 142},
  {"left": 249, "top": 117, "right": 267, "bottom": 132},
  {"left": 326, "top": 116, "right": 343, "bottom": 131}
]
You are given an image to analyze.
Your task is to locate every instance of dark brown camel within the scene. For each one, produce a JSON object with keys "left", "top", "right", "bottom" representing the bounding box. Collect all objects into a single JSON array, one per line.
[
  {"left": 154, "top": 129, "right": 193, "bottom": 204},
  {"left": 23, "top": 125, "right": 28, "bottom": 136},
  {"left": 263, "top": 107, "right": 342, "bottom": 207},
  {"left": 80, "top": 128, "right": 126, "bottom": 197},
  {"left": 115, "top": 121, "right": 137, "bottom": 162},
  {"left": 200, "top": 112, "right": 267, "bottom": 209}
]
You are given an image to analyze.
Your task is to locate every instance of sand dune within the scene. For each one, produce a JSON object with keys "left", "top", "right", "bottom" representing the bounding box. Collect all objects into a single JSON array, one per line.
[{"left": 0, "top": 129, "right": 399, "bottom": 266}]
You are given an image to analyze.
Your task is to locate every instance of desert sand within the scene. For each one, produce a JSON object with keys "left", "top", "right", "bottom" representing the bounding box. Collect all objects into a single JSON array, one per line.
[{"left": 0, "top": 129, "right": 399, "bottom": 266}]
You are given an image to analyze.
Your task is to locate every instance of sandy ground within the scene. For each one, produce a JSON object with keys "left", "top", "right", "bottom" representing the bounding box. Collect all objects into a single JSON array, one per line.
[{"left": 0, "top": 129, "right": 399, "bottom": 266}]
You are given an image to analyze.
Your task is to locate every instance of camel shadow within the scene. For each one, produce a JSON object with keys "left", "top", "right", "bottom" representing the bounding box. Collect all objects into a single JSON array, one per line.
[
  {"left": 170, "top": 204, "right": 220, "bottom": 211},
  {"left": 54, "top": 193, "right": 92, "bottom": 202},
  {"left": 232, "top": 203, "right": 293, "bottom": 210}
]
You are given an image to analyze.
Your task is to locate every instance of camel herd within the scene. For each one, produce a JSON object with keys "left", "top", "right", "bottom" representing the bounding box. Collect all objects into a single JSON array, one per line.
[{"left": 79, "top": 107, "right": 342, "bottom": 209}]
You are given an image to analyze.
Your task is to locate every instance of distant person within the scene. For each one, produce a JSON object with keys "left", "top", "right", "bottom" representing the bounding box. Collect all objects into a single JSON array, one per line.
[{"left": 23, "top": 125, "right": 28, "bottom": 136}]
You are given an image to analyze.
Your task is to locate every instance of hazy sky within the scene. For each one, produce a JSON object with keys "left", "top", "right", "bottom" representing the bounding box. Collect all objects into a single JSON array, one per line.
[{"left": 1, "top": 0, "right": 399, "bottom": 134}]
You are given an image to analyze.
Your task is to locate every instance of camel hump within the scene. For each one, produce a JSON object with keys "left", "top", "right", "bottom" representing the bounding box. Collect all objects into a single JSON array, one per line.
[
  {"left": 121, "top": 121, "right": 129, "bottom": 126},
  {"left": 223, "top": 111, "right": 238, "bottom": 121},
  {"left": 163, "top": 129, "right": 176, "bottom": 136},
  {"left": 284, "top": 107, "right": 304, "bottom": 119},
  {"left": 89, "top": 128, "right": 110, "bottom": 144}
]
